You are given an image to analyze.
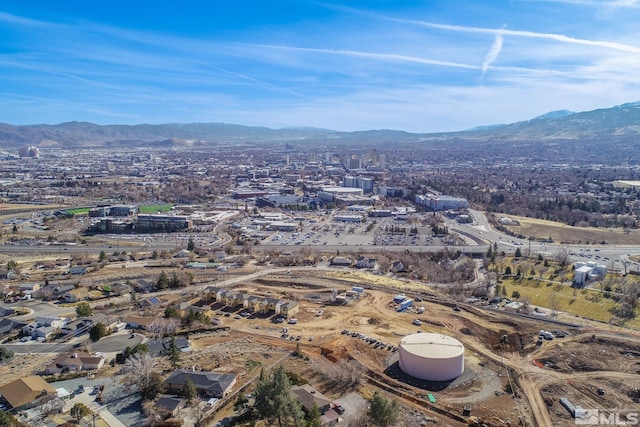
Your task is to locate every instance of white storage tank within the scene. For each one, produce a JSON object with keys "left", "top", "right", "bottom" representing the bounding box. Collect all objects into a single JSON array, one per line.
[{"left": 399, "top": 333, "right": 465, "bottom": 381}]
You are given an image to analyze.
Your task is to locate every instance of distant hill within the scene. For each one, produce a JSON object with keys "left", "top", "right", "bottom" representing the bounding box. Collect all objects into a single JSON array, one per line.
[
  {"left": 533, "top": 110, "right": 574, "bottom": 120},
  {"left": 1, "top": 101, "right": 639, "bottom": 150}
]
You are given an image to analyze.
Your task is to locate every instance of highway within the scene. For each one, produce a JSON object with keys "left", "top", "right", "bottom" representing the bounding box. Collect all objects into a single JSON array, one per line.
[{"left": 451, "top": 209, "right": 640, "bottom": 274}]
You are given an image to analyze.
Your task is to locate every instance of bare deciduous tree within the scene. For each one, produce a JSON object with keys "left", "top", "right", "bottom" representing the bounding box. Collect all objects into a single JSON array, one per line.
[
  {"left": 124, "top": 352, "right": 157, "bottom": 391},
  {"left": 549, "top": 292, "right": 560, "bottom": 318},
  {"left": 554, "top": 247, "right": 571, "bottom": 267}
]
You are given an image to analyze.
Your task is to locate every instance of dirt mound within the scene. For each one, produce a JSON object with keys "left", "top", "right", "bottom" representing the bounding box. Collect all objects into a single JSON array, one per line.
[
  {"left": 539, "top": 335, "right": 640, "bottom": 374},
  {"left": 459, "top": 318, "right": 537, "bottom": 353}
]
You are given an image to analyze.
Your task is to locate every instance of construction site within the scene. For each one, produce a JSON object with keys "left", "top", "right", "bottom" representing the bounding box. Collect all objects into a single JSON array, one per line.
[
  {"left": 170, "top": 268, "right": 640, "bottom": 427},
  {"left": 2, "top": 246, "right": 640, "bottom": 426}
]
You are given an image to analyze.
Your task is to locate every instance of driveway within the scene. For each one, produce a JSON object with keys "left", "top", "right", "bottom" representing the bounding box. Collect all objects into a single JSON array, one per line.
[
  {"left": 49, "top": 377, "right": 143, "bottom": 427},
  {"left": 88, "top": 330, "right": 144, "bottom": 356}
]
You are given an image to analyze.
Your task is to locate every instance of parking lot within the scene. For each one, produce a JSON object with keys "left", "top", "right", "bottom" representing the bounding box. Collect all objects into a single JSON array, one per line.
[{"left": 258, "top": 214, "right": 466, "bottom": 251}]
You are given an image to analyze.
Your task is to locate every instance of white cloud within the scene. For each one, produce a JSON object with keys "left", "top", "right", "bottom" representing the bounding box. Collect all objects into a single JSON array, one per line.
[
  {"left": 244, "top": 43, "right": 479, "bottom": 70},
  {"left": 523, "top": 0, "right": 639, "bottom": 8},
  {"left": 482, "top": 29, "right": 505, "bottom": 76},
  {"left": 391, "top": 18, "right": 640, "bottom": 54}
]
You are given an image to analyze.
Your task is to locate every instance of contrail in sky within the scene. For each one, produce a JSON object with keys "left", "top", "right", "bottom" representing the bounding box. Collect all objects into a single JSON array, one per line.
[{"left": 482, "top": 28, "right": 505, "bottom": 77}]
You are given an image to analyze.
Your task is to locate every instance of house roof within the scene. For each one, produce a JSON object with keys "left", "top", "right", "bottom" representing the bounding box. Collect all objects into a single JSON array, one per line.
[
  {"left": 156, "top": 396, "right": 185, "bottom": 412},
  {"left": 123, "top": 315, "right": 169, "bottom": 328},
  {"left": 292, "top": 384, "right": 332, "bottom": 412},
  {"left": 47, "top": 351, "right": 105, "bottom": 370},
  {"left": 280, "top": 301, "right": 298, "bottom": 310},
  {"left": 69, "top": 266, "right": 88, "bottom": 274},
  {"left": 331, "top": 256, "right": 351, "bottom": 265},
  {"left": 320, "top": 408, "right": 340, "bottom": 426},
  {"left": 164, "top": 369, "right": 236, "bottom": 395},
  {"left": 0, "top": 318, "right": 24, "bottom": 334},
  {"left": 147, "top": 337, "right": 190, "bottom": 354},
  {"left": 0, "top": 376, "right": 56, "bottom": 409}
]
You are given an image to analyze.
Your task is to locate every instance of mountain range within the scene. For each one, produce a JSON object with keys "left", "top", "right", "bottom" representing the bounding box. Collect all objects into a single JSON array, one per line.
[{"left": 1, "top": 101, "right": 639, "bottom": 150}]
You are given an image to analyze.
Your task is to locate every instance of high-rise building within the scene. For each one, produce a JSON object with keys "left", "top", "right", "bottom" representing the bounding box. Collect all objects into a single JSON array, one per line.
[
  {"left": 18, "top": 146, "right": 39, "bottom": 158},
  {"left": 348, "top": 156, "right": 362, "bottom": 170},
  {"left": 342, "top": 175, "right": 374, "bottom": 193}
]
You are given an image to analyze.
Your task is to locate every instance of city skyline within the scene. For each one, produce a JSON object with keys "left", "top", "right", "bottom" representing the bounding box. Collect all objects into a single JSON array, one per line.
[{"left": 1, "top": 0, "right": 640, "bottom": 132}]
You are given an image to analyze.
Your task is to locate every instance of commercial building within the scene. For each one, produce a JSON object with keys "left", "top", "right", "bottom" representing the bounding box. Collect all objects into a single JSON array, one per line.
[
  {"left": 318, "top": 186, "right": 364, "bottom": 202},
  {"left": 232, "top": 188, "right": 269, "bottom": 199},
  {"left": 109, "top": 205, "right": 138, "bottom": 216},
  {"left": 377, "top": 186, "right": 407, "bottom": 198},
  {"left": 573, "top": 262, "right": 607, "bottom": 285},
  {"left": 342, "top": 176, "right": 374, "bottom": 193},
  {"left": 333, "top": 215, "right": 363, "bottom": 223},
  {"left": 347, "top": 157, "right": 362, "bottom": 170},
  {"left": 135, "top": 214, "right": 192, "bottom": 231},
  {"left": 18, "top": 146, "right": 40, "bottom": 158},
  {"left": 415, "top": 195, "right": 469, "bottom": 211}
]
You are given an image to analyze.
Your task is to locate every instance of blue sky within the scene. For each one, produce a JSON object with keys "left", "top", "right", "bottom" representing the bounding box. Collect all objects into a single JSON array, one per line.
[{"left": 1, "top": 0, "right": 640, "bottom": 132}]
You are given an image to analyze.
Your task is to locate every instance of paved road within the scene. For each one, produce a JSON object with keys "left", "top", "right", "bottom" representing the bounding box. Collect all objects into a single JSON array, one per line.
[
  {"left": 88, "top": 331, "right": 144, "bottom": 354},
  {"left": 13, "top": 300, "right": 76, "bottom": 321},
  {"left": 450, "top": 209, "right": 640, "bottom": 272},
  {"left": 2, "top": 341, "right": 78, "bottom": 354}
]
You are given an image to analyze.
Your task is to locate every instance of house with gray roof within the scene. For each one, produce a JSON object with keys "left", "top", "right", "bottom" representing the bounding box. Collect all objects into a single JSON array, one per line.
[
  {"left": 164, "top": 369, "right": 237, "bottom": 398},
  {"left": 155, "top": 395, "right": 185, "bottom": 417},
  {"left": 147, "top": 337, "right": 191, "bottom": 356}
]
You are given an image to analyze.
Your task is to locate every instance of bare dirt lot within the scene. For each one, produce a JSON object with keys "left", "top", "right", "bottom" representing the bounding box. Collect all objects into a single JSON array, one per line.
[
  {"left": 191, "top": 273, "right": 546, "bottom": 425},
  {"left": 504, "top": 214, "right": 640, "bottom": 245},
  {"left": 4, "top": 258, "right": 640, "bottom": 427},
  {"left": 537, "top": 334, "right": 640, "bottom": 374}
]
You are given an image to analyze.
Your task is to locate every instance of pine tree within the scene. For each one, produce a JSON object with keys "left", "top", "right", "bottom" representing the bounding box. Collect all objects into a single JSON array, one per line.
[
  {"left": 234, "top": 391, "right": 249, "bottom": 414},
  {"left": 368, "top": 391, "right": 399, "bottom": 427},
  {"left": 181, "top": 377, "right": 197, "bottom": 404},
  {"left": 157, "top": 271, "right": 169, "bottom": 289},
  {"left": 142, "top": 371, "right": 165, "bottom": 401},
  {"left": 168, "top": 336, "right": 181, "bottom": 369},
  {"left": 253, "top": 364, "right": 304, "bottom": 427},
  {"left": 306, "top": 403, "right": 322, "bottom": 427},
  {"left": 70, "top": 403, "right": 91, "bottom": 424},
  {"left": 89, "top": 323, "right": 107, "bottom": 341},
  {"left": 170, "top": 271, "right": 181, "bottom": 288}
]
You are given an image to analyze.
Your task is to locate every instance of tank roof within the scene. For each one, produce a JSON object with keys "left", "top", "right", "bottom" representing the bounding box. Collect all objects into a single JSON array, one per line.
[{"left": 400, "top": 333, "right": 464, "bottom": 359}]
